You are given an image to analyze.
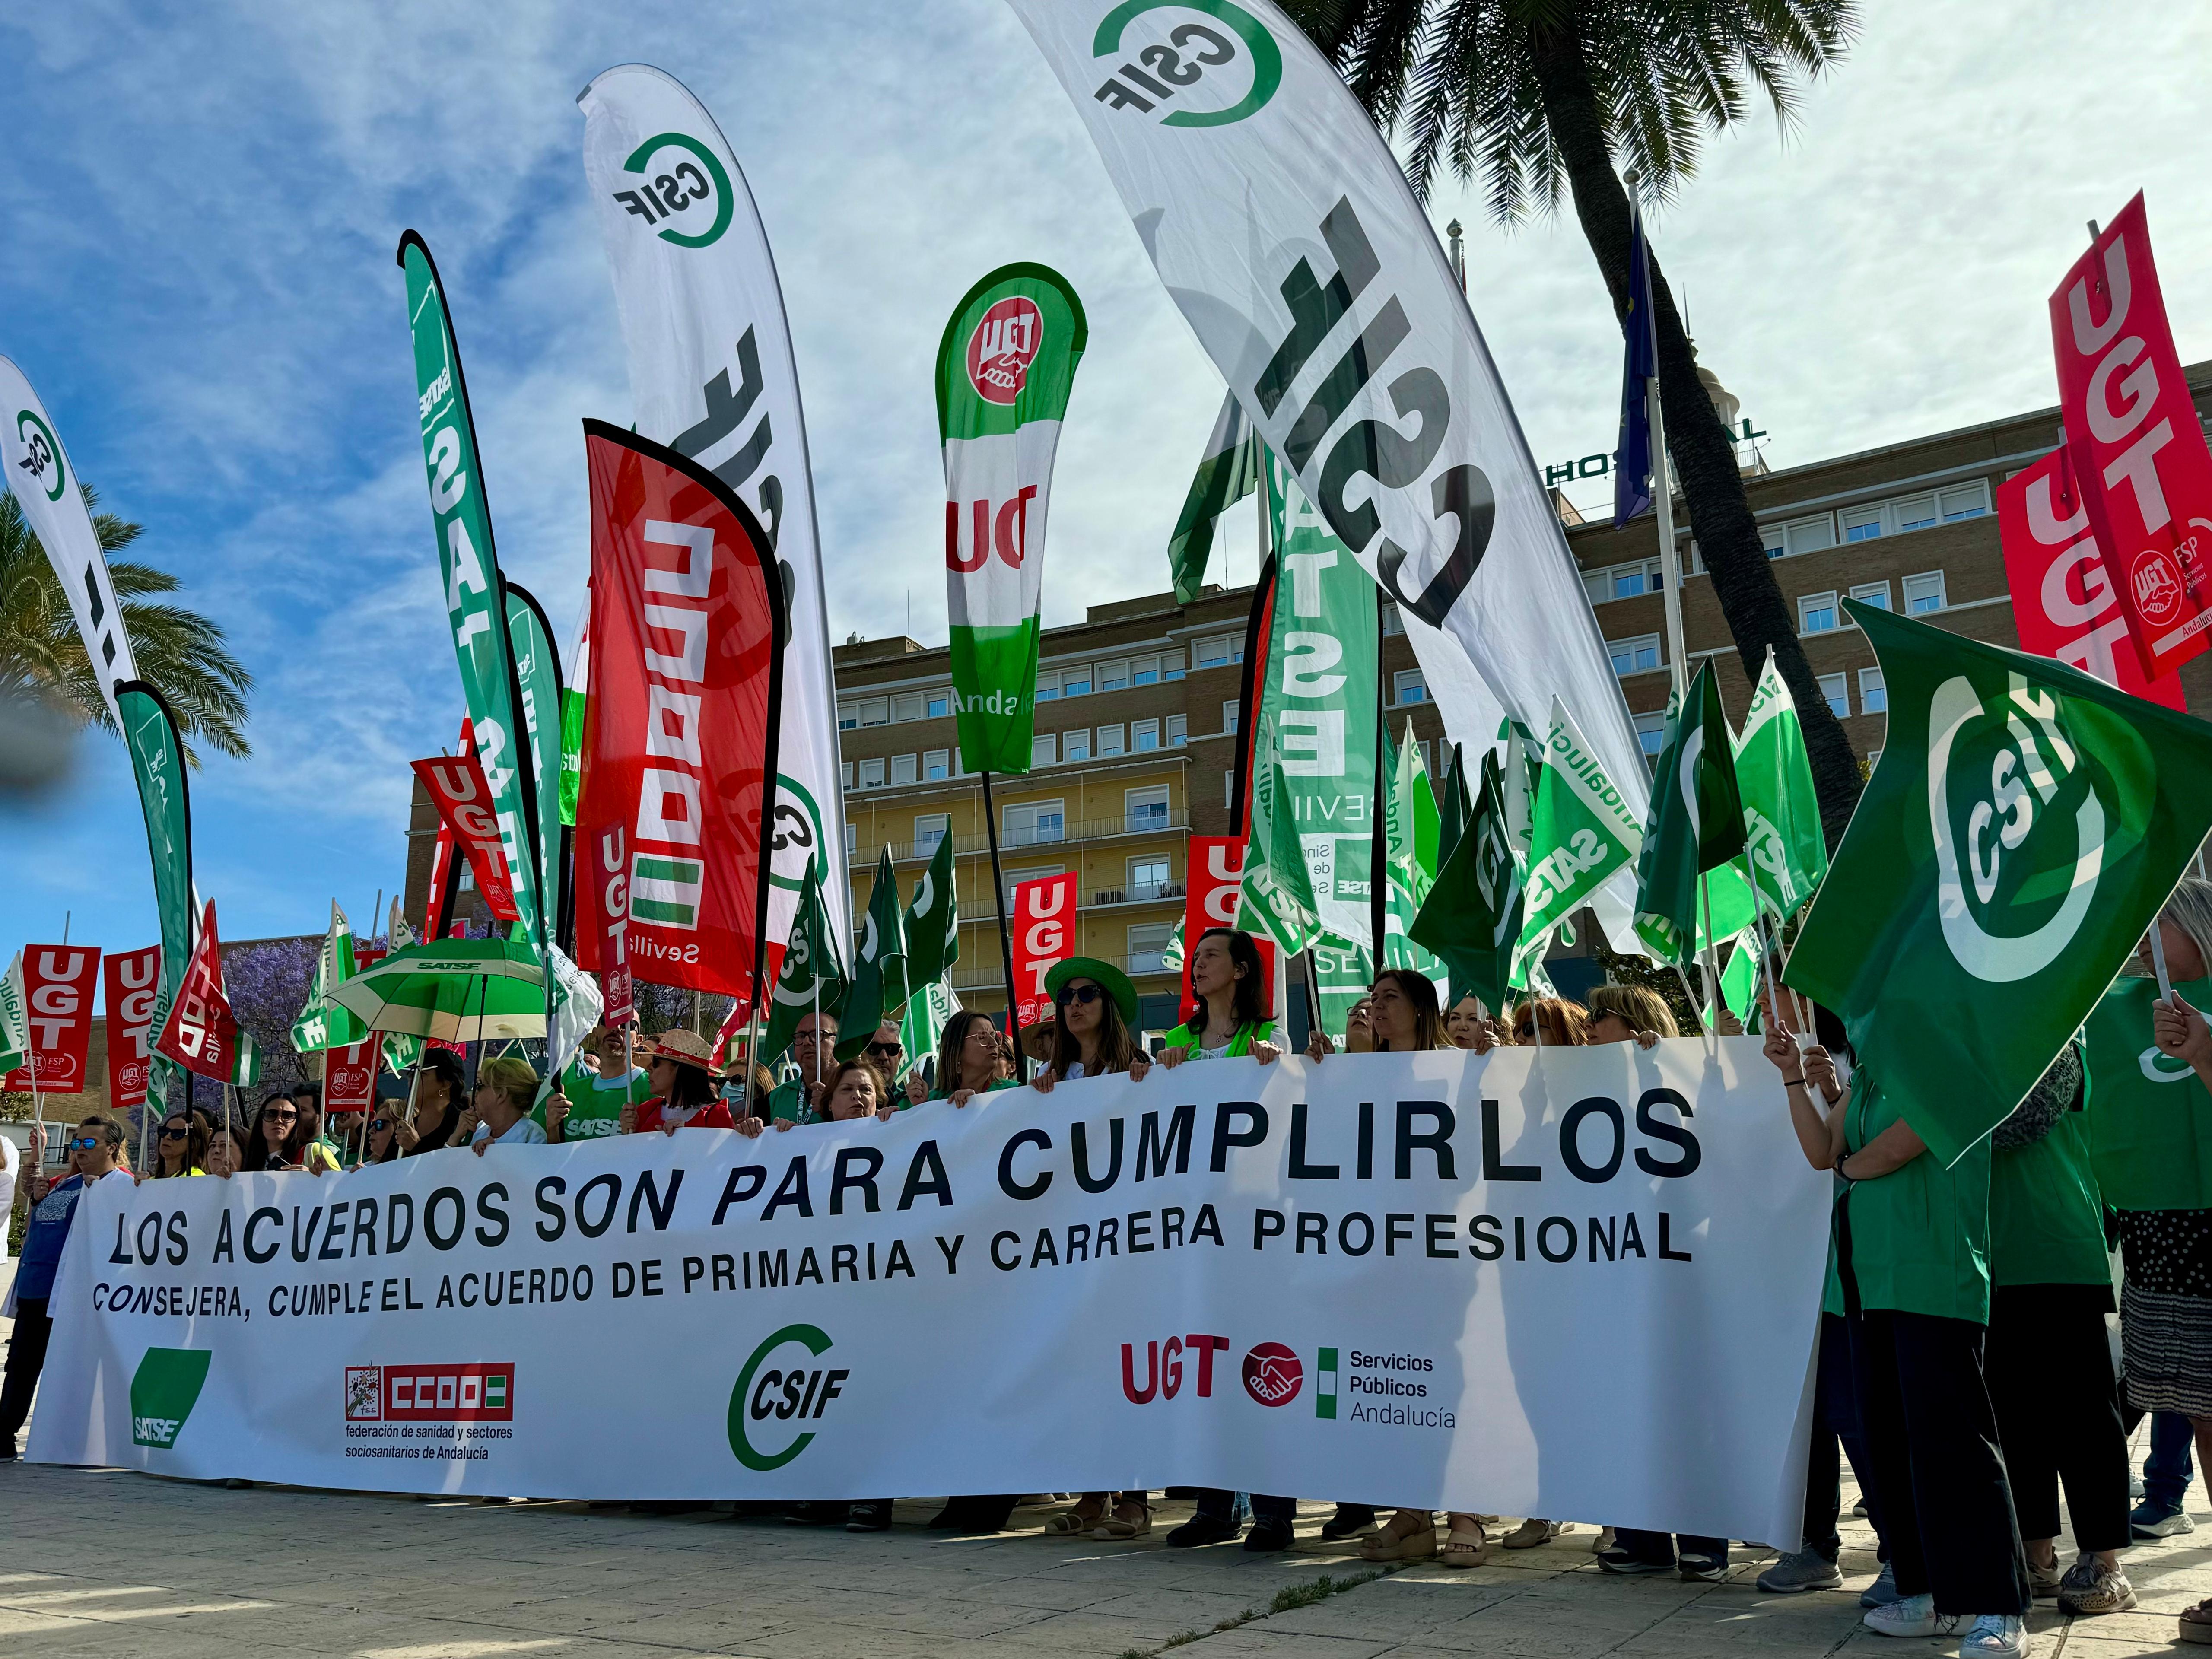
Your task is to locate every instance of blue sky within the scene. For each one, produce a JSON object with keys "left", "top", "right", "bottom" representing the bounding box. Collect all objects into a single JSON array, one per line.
[{"left": 6, "top": 0, "right": 2210, "bottom": 1002}]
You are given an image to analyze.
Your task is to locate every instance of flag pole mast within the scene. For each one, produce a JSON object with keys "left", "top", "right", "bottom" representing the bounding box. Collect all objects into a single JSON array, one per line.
[
  {"left": 1636, "top": 193, "right": 1690, "bottom": 709},
  {"left": 978, "top": 770, "right": 1027, "bottom": 1082}
]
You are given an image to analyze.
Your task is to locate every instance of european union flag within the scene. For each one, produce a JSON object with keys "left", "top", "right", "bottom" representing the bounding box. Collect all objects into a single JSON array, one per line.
[{"left": 1612, "top": 202, "right": 1658, "bottom": 527}]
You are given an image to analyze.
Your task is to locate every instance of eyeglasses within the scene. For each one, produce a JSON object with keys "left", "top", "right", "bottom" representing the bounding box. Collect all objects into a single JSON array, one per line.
[
  {"left": 864, "top": 1042, "right": 902, "bottom": 1060},
  {"left": 160, "top": 1125, "right": 189, "bottom": 1140},
  {"left": 69, "top": 1135, "right": 103, "bottom": 1151},
  {"left": 1059, "top": 984, "right": 1103, "bottom": 1006}
]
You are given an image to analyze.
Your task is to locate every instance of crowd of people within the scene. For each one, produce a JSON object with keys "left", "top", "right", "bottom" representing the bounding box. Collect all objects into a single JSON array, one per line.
[{"left": 6, "top": 897, "right": 2212, "bottom": 1659}]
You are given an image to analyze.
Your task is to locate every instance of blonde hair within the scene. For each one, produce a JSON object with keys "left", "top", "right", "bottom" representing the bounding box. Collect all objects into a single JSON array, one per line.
[
  {"left": 1587, "top": 983, "right": 1678, "bottom": 1039},
  {"left": 1511, "top": 998, "right": 1589, "bottom": 1046},
  {"left": 477, "top": 1055, "right": 539, "bottom": 1116},
  {"left": 2161, "top": 876, "right": 2212, "bottom": 977}
]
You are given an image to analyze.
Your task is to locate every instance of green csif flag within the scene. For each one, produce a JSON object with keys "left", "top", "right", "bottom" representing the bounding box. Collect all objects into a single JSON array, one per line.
[
  {"left": 903, "top": 830, "right": 960, "bottom": 990},
  {"left": 1787, "top": 600, "right": 2212, "bottom": 1166},
  {"left": 1516, "top": 696, "right": 1644, "bottom": 982},
  {"left": 399, "top": 231, "right": 545, "bottom": 947},
  {"left": 1634, "top": 662, "right": 1748, "bottom": 964},
  {"left": 1412, "top": 749, "right": 1526, "bottom": 1012},
  {"left": 899, "top": 978, "right": 960, "bottom": 1088},
  {"left": 291, "top": 902, "right": 369, "bottom": 1052},
  {"left": 763, "top": 864, "right": 847, "bottom": 1065},
  {"left": 1167, "top": 389, "right": 1261, "bottom": 603},
  {"left": 1736, "top": 647, "right": 1829, "bottom": 918},
  {"left": 1238, "top": 759, "right": 1323, "bottom": 955},
  {"left": 836, "top": 848, "right": 913, "bottom": 1061},
  {"left": 118, "top": 680, "right": 195, "bottom": 1113},
  {"left": 1380, "top": 722, "right": 1446, "bottom": 982},
  {"left": 936, "top": 264, "right": 1087, "bottom": 775},
  {"left": 1435, "top": 742, "right": 1474, "bottom": 874}
]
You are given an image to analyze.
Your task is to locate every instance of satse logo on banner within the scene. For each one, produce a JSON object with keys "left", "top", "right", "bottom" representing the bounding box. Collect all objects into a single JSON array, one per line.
[
  {"left": 131, "top": 1347, "right": 212, "bottom": 1449},
  {"left": 3, "top": 946, "right": 101, "bottom": 1093}
]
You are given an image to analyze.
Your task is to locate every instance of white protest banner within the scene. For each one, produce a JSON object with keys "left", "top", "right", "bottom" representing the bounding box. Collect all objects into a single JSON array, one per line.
[
  {"left": 579, "top": 64, "right": 851, "bottom": 970},
  {"left": 1004, "top": 0, "right": 1649, "bottom": 826},
  {"left": 32, "top": 1043, "right": 1823, "bottom": 1545}
]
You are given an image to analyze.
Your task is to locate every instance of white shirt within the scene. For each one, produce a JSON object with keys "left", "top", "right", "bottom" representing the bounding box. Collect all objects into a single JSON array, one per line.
[{"left": 471, "top": 1117, "right": 549, "bottom": 1147}]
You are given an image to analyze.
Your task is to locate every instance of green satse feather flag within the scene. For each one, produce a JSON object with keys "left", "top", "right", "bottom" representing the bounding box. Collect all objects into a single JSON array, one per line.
[
  {"left": 1515, "top": 696, "right": 1644, "bottom": 985},
  {"left": 1787, "top": 600, "right": 2212, "bottom": 1166},
  {"left": 1237, "top": 759, "right": 1323, "bottom": 955},
  {"left": 835, "top": 847, "right": 912, "bottom": 1061},
  {"left": 1167, "top": 390, "right": 1261, "bottom": 603},
  {"left": 1634, "top": 661, "right": 1748, "bottom": 964},
  {"left": 763, "top": 864, "right": 847, "bottom": 1065},
  {"left": 1411, "top": 749, "right": 1525, "bottom": 1012}
]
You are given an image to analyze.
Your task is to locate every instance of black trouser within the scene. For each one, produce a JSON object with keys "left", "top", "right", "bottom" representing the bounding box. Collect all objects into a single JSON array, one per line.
[
  {"left": 1611, "top": 1526, "right": 1728, "bottom": 1566},
  {"left": 1195, "top": 1489, "right": 1293, "bottom": 1528},
  {"left": 1847, "top": 1307, "right": 2030, "bottom": 1616},
  {"left": 1986, "top": 1283, "right": 2129, "bottom": 1554},
  {"left": 0, "top": 1296, "right": 52, "bottom": 1444},
  {"left": 1805, "top": 1311, "right": 1886, "bottom": 1560}
]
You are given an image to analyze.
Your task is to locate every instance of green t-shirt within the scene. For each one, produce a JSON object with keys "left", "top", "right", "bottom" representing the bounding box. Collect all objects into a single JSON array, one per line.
[
  {"left": 1159, "top": 1018, "right": 1276, "bottom": 1060},
  {"left": 535, "top": 1061, "right": 651, "bottom": 1139},
  {"left": 1824, "top": 1071, "right": 1993, "bottom": 1325},
  {"left": 1990, "top": 1096, "right": 2109, "bottom": 1289},
  {"left": 2085, "top": 973, "right": 2212, "bottom": 1214}
]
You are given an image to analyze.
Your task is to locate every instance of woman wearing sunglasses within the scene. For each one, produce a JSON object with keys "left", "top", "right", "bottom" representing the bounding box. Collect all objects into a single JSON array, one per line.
[
  {"left": 1030, "top": 958, "right": 1151, "bottom": 1097},
  {"left": 243, "top": 1093, "right": 309, "bottom": 1171},
  {"left": 150, "top": 1109, "right": 210, "bottom": 1178},
  {"left": 362, "top": 1111, "right": 401, "bottom": 1164}
]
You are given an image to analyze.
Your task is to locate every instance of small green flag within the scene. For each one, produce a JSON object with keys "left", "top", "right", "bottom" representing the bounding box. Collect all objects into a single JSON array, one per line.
[
  {"left": 835, "top": 847, "right": 912, "bottom": 1061},
  {"left": 1238, "top": 760, "right": 1324, "bottom": 955},
  {"left": 0, "top": 951, "right": 28, "bottom": 1078},
  {"left": 1167, "top": 390, "right": 1261, "bottom": 604},
  {"left": 1381, "top": 722, "right": 1446, "bottom": 979},
  {"left": 903, "top": 831, "right": 960, "bottom": 989},
  {"left": 1435, "top": 742, "right": 1474, "bottom": 874},
  {"left": 1735, "top": 648, "right": 1828, "bottom": 918},
  {"left": 292, "top": 902, "right": 369, "bottom": 1053},
  {"left": 1411, "top": 750, "right": 1525, "bottom": 1012},
  {"left": 1634, "top": 662, "right": 1748, "bottom": 964},
  {"left": 899, "top": 978, "right": 961, "bottom": 1087},
  {"left": 1787, "top": 600, "right": 2212, "bottom": 1166},
  {"left": 763, "top": 864, "right": 848, "bottom": 1065},
  {"left": 1516, "top": 696, "right": 1645, "bottom": 982}
]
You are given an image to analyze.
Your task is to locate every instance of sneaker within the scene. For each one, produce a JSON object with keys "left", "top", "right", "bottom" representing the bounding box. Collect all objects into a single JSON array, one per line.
[
  {"left": 2130, "top": 1497, "right": 2196, "bottom": 1538},
  {"left": 1596, "top": 1546, "right": 1674, "bottom": 1575},
  {"left": 1860, "top": 1563, "right": 1903, "bottom": 1609},
  {"left": 1862, "top": 1593, "right": 1967, "bottom": 1638},
  {"left": 2026, "top": 1557, "right": 2062, "bottom": 1599},
  {"left": 1958, "top": 1612, "right": 2026, "bottom": 1657},
  {"left": 1502, "top": 1518, "right": 1563, "bottom": 1549},
  {"left": 1321, "top": 1504, "right": 1376, "bottom": 1541},
  {"left": 1678, "top": 1550, "right": 1729, "bottom": 1583},
  {"left": 2057, "top": 1553, "right": 2136, "bottom": 1616},
  {"left": 1165, "top": 1513, "right": 1243, "bottom": 1548},
  {"left": 1758, "top": 1548, "right": 1843, "bottom": 1593}
]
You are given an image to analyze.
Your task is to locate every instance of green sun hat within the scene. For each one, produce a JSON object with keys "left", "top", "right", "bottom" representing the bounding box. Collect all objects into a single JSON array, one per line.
[{"left": 1044, "top": 957, "right": 1139, "bottom": 1027}]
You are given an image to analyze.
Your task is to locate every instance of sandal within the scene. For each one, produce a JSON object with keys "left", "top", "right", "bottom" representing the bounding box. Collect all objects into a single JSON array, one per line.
[
  {"left": 1092, "top": 1498, "right": 1153, "bottom": 1540},
  {"left": 2180, "top": 1597, "right": 2212, "bottom": 1645},
  {"left": 1046, "top": 1496, "right": 1108, "bottom": 1535},
  {"left": 1361, "top": 1513, "right": 1437, "bottom": 1562},
  {"left": 1442, "top": 1520, "right": 1489, "bottom": 1568}
]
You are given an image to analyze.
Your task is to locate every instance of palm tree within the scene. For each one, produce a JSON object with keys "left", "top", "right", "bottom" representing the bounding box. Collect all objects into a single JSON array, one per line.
[
  {"left": 0, "top": 485, "right": 252, "bottom": 763},
  {"left": 1281, "top": 0, "right": 1864, "bottom": 836}
]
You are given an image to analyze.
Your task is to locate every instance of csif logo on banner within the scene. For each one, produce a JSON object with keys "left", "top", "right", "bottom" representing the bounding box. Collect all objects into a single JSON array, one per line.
[
  {"left": 1090, "top": 1, "right": 1282, "bottom": 127},
  {"left": 1928, "top": 671, "right": 2106, "bottom": 983},
  {"left": 14, "top": 407, "right": 64, "bottom": 502},
  {"left": 727, "top": 1324, "right": 847, "bottom": 1471},
  {"left": 612, "top": 131, "right": 734, "bottom": 248}
]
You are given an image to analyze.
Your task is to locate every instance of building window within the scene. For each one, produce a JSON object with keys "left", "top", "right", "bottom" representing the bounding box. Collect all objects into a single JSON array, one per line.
[
  {"left": 1129, "top": 857, "right": 1171, "bottom": 900},
  {"left": 1608, "top": 634, "right": 1661, "bottom": 676},
  {"left": 1097, "top": 724, "right": 1126, "bottom": 758},
  {"left": 891, "top": 753, "right": 918, "bottom": 785},
  {"left": 1128, "top": 922, "right": 1175, "bottom": 975},
  {"left": 925, "top": 748, "right": 949, "bottom": 781},
  {"left": 1126, "top": 785, "right": 1170, "bottom": 833},
  {"left": 893, "top": 693, "right": 923, "bottom": 723},
  {"left": 1063, "top": 728, "right": 1091, "bottom": 763},
  {"left": 1133, "top": 718, "right": 1160, "bottom": 752},
  {"left": 1196, "top": 635, "right": 1236, "bottom": 669},
  {"left": 1798, "top": 591, "right": 1840, "bottom": 634},
  {"left": 1841, "top": 505, "right": 1883, "bottom": 543},
  {"left": 1859, "top": 667, "right": 1887, "bottom": 714},
  {"left": 856, "top": 697, "right": 888, "bottom": 727},
  {"left": 1817, "top": 673, "right": 1849, "bottom": 719},
  {"left": 926, "top": 692, "right": 948, "bottom": 719},
  {"left": 1393, "top": 668, "right": 1428, "bottom": 705},
  {"left": 837, "top": 705, "right": 858, "bottom": 731},
  {"left": 1165, "top": 714, "right": 1187, "bottom": 747},
  {"left": 841, "top": 760, "right": 855, "bottom": 789},
  {"left": 1035, "top": 669, "right": 1059, "bottom": 702},
  {"left": 844, "top": 822, "right": 857, "bottom": 856},
  {"left": 1849, "top": 581, "right": 1892, "bottom": 616},
  {"left": 1004, "top": 801, "right": 1065, "bottom": 847},
  {"left": 858, "top": 756, "right": 886, "bottom": 789},
  {"left": 1783, "top": 515, "right": 1837, "bottom": 556},
  {"left": 1061, "top": 664, "right": 1091, "bottom": 697},
  {"left": 1006, "top": 865, "right": 1064, "bottom": 911},
  {"left": 1031, "top": 734, "right": 1057, "bottom": 768},
  {"left": 1938, "top": 481, "right": 1990, "bottom": 521},
  {"left": 1131, "top": 654, "right": 1159, "bottom": 686},
  {"left": 1222, "top": 701, "right": 1240, "bottom": 736},
  {"left": 1097, "top": 659, "right": 1129, "bottom": 692},
  {"left": 1224, "top": 772, "right": 1234, "bottom": 808},
  {"left": 915, "top": 814, "right": 949, "bottom": 857},
  {"left": 1634, "top": 709, "right": 1666, "bottom": 759},
  {"left": 1904, "top": 570, "right": 1946, "bottom": 614},
  {"left": 1894, "top": 493, "right": 1938, "bottom": 532},
  {"left": 1760, "top": 527, "right": 1786, "bottom": 559}
]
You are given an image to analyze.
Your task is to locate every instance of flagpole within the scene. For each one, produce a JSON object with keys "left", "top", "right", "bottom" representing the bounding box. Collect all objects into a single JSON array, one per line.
[
  {"left": 1699, "top": 868, "right": 1724, "bottom": 1037},
  {"left": 978, "top": 769, "right": 1028, "bottom": 1083},
  {"left": 1636, "top": 198, "right": 1691, "bottom": 707},
  {"left": 1371, "top": 594, "right": 1389, "bottom": 963}
]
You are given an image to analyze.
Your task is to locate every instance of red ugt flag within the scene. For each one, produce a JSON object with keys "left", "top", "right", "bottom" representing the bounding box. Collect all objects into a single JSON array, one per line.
[
  {"left": 155, "top": 901, "right": 259, "bottom": 1084},
  {"left": 412, "top": 749, "right": 521, "bottom": 922}
]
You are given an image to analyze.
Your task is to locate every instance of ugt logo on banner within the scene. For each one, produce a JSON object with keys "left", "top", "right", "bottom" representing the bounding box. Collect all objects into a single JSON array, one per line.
[
  {"left": 4, "top": 945, "right": 102, "bottom": 1093},
  {"left": 1011, "top": 872, "right": 1078, "bottom": 1027},
  {"left": 102, "top": 946, "right": 163, "bottom": 1116}
]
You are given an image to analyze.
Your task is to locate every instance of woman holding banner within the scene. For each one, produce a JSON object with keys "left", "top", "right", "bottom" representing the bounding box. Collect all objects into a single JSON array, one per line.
[
  {"left": 1158, "top": 929, "right": 1279, "bottom": 1066},
  {"left": 1030, "top": 959, "right": 1151, "bottom": 1092},
  {"left": 931, "top": 1011, "right": 1021, "bottom": 1106},
  {"left": 619, "top": 1030, "right": 734, "bottom": 1134},
  {"left": 1761, "top": 1003, "right": 2031, "bottom": 1654},
  {"left": 151, "top": 1110, "right": 210, "bottom": 1178},
  {"left": 391, "top": 1050, "right": 467, "bottom": 1154}
]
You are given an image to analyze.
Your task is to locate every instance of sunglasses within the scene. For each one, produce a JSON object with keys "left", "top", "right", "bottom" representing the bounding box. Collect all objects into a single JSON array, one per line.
[
  {"left": 1059, "top": 984, "right": 1103, "bottom": 1006},
  {"left": 264, "top": 1109, "right": 298, "bottom": 1122},
  {"left": 370, "top": 1119, "right": 391, "bottom": 1133},
  {"left": 160, "top": 1125, "right": 189, "bottom": 1140},
  {"left": 69, "top": 1135, "right": 103, "bottom": 1151},
  {"left": 864, "top": 1042, "right": 902, "bottom": 1060}
]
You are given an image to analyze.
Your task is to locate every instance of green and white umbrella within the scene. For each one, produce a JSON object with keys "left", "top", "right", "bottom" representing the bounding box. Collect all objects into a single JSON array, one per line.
[{"left": 328, "top": 939, "right": 547, "bottom": 1042}]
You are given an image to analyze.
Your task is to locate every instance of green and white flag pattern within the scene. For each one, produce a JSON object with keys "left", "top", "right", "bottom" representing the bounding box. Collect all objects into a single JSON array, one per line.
[
  {"left": 1238, "top": 759, "right": 1323, "bottom": 956},
  {"left": 1411, "top": 749, "right": 1525, "bottom": 1013},
  {"left": 936, "top": 264, "right": 1087, "bottom": 775},
  {"left": 505, "top": 585, "right": 566, "bottom": 945},
  {"left": 119, "top": 681, "right": 196, "bottom": 1112},
  {"left": 1167, "top": 389, "right": 1260, "bottom": 603},
  {"left": 1515, "top": 697, "right": 1643, "bottom": 983},
  {"left": 0, "top": 951, "right": 29, "bottom": 1078},
  {"left": 1735, "top": 648, "right": 1829, "bottom": 919},
  {"left": 1788, "top": 600, "right": 2212, "bottom": 1166},
  {"left": 763, "top": 864, "right": 846, "bottom": 1065},
  {"left": 1634, "top": 662, "right": 1748, "bottom": 965},
  {"left": 835, "top": 848, "right": 912, "bottom": 1062},
  {"left": 1381, "top": 723, "right": 1446, "bottom": 984},
  {"left": 292, "top": 902, "right": 368, "bottom": 1053},
  {"left": 899, "top": 978, "right": 961, "bottom": 1088},
  {"left": 903, "top": 831, "right": 960, "bottom": 991}
]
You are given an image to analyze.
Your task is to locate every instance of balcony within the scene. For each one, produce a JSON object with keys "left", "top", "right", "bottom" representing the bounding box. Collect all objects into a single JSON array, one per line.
[
  {"left": 1087, "top": 880, "right": 1185, "bottom": 906},
  {"left": 861, "top": 807, "right": 1189, "bottom": 867},
  {"left": 946, "top": 950, "right": 1178, "bottom": 993}
]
